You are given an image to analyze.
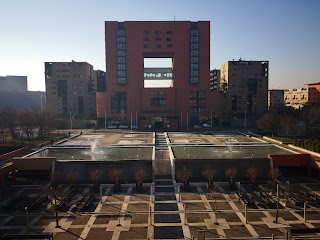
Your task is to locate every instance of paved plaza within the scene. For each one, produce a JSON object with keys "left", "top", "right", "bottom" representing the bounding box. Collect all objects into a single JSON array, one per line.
[
  {"left": 1, "top": 181, "right": 320, "bottom": 239},
  {"left": 1, "top": 130, "right": 320, "bottom": 239}
]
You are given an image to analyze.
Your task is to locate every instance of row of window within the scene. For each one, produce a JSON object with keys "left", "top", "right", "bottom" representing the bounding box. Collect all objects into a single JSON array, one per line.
[
  {"left": 110, "top": 91, "right": 206, "bottom": 113},
  {"left": 117, "top": 29, "right": 126, "bottom": 84},
  {"left": 143, "top": 37, "right": 172, "bottom": 42},
  {"left": 144, "top": 45, "right": 172, "bottom": 48},
  {"left": 190, "top": 29, "right": 199, "bottom": 84},
  {"left": 143, "top": 31, "right": 173, "bottom": 34}
]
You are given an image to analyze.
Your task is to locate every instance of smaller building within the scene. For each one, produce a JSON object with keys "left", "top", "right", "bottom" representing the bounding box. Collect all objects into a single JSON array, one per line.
[
  {"left": 306, "top": 82, "right": 320, "bottom": 106},
  {"left": 284, "top": 88, "right": 308, "bottom": 109},
  {"left": 0, "top": 75, "right": 28, "bottom": 92},
  {"left": 0, "top": 91, "right": 45, "bottom": 110},
  {"left": 268, "top": 89, "right": 284, "bottom": 110},
  {"left": 210, "top": 69, "right": 221, "bottom": 91},
  {"left": 45, "top": 61, "right": 105, "bottom": 119}
]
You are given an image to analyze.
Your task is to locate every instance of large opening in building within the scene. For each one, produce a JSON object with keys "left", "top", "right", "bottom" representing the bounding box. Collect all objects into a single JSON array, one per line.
[{"left": 143, "top": 53, "right": 173, "bottom": 88}]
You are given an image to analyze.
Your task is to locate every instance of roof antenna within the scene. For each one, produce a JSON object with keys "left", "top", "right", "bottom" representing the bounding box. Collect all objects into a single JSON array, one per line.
[{"left": 174, "top": 16, "right": 176, "bottom": 21}]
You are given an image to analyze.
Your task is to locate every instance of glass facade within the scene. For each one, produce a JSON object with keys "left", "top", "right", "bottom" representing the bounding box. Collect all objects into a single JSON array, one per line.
[
  {"left": 111, "top": 92, "right": 127, "bottom": 113},
  {"left": 117, "top": 29, "right": 126, "bottom": 84},
  {"left": 151, "top": 91, "right": 167, "bottom": 107},
  {"left": 190, "top": 24, "right": 199, "bottom": 84},
  {"left": 190, "top": 91, "right": 206, "bottom": 112}
]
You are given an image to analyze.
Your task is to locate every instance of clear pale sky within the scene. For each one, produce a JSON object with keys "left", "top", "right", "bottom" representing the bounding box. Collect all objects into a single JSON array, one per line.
[{"left": 0, "top": 0, "right": 319, "bottom": 91}]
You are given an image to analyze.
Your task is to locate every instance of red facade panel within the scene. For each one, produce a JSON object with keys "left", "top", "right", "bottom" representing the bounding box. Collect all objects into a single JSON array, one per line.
[{"left": 98, "top": 21, "right": 220, "bottom": 129}]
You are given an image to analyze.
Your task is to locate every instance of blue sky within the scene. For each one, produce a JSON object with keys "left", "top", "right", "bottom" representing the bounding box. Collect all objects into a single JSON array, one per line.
[{"left": 0, "top": 0, "right": 319, "bottom": 91}]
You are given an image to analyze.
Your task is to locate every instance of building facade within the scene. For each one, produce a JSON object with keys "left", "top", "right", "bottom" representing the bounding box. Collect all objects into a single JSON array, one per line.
[
  {"left": 284, "top": 88, "right": 308, "bottom": 109},
  {"left": 219, "top": 60, "right": 269, "bottom": 117},
  {"left": 210, "top": 69, "right": 221, "bottom": 92},
  {"left": 306, "top": 82, "right": 320, "bottom": 106},
  {"left": 0, "top": 91, "right": 45, "bottom": 110},
  {"left": 0, "top": 75, "right": 28, "bottom": 92},
  {"left": 96, "top": 21, "right": 220, "bottom": 129},
  {"left": 45, "top": 61, "right": 100, "bottom": 118},
  {"left": 268, "top": 89, "right": 285, "bottom": 110}
]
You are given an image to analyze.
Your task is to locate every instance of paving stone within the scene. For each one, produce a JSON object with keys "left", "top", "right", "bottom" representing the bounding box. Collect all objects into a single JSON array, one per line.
[
  {"left": 155, "top": 194, "right": 176, "bottom": 201},
  {"left": 154, "top": 214, "right": 180, "bottom": 223},
  {"left": 154, "top": 203, "right": 178, "bottom": 211},
  {"left": 154, "top": 226, "right": 184, "bottom": 239},
  {"left": 155, "top": 187, "right": 175, "bottom": 193}
]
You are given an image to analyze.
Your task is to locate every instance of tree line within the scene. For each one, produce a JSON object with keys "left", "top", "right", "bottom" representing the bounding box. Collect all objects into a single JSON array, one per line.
[
  {"left": 256, "top": 106, "right": 320, "bottom": 138},
  {"left": 0, "top": 106, "right": 69, "bottom": 143}
]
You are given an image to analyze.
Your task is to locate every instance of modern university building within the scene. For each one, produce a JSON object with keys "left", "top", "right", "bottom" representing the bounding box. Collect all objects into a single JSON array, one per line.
[{"left": 96, "top": 21, "right": 220, "bottom": 130}]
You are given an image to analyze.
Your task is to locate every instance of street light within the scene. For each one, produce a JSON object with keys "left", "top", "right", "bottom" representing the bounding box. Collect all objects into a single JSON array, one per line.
[{"left": 25, "top": 206, "right": 29, "bottom": 226}]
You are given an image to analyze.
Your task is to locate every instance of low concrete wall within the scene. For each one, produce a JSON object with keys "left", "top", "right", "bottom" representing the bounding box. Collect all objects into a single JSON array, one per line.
[
  {"left": 288, "top": 144, "right": 320, "bottom": 158},
  {"left": 12, "top": 157, "right": 55, "bottom": 171},
  {"left": 174, "top": 158, "right": 271, "bottom": 182},
  {"left": 0, "top": 146, "right": 33, "bottom": 162},
  {"left": 55, "top": 160, "right": 153, "bottom": 184}
]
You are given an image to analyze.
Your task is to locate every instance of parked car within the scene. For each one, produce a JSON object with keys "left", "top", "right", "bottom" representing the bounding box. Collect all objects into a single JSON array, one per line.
[
  {"left": 119, "top": 125, "right": 129, "bottom": 129},
  {"left": 131, "top": 125, "right": 139, "bottom": 129},
  {"left": 107, "top": 125, "right": 118, "bottom": 129},
  {"left": 202, "top": 123, "right": 212, "bottom": 128},
  {"left": 193, "top": 125, "right": 202, "bottom": 128}
]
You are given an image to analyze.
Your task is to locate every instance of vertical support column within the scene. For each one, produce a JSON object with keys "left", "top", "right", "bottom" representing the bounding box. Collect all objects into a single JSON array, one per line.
[
  {"left": 183, "top": 203, "right": 186, "bottom": 225},
  {"left": 100, "top": 186, "right": 103, "bottom": 203},
  {"left": 304, "top": 201, "right": 307, "bottom": 222},
  {"left": 178, "top": 185, "right": 181, "bottom": 202},
  {"left": 149, "top": 205, "right": 153, "bottom": 225},
  {"left": 245, "top": 203, "right": 247, "bottom": 224}
]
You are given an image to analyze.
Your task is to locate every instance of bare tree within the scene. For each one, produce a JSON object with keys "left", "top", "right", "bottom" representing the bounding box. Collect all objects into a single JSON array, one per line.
[
  {"left": 2, "top": 106, "right": 17, "bottom": 141},
  {"left": 247, "top": 167, "right": 258, "bottom": 183},
  {"left": 18, "top": 109, "right": 36, "bottom": 142},
  {"left": 67, "top": 169, "right": 80, "bottom": 186},
  {"left": 109, "top": 168, "right": 123, "bottom": 186},
  {"left": 269, "top": 167, "right": 281, "bottom": 184},
  {"left": 302, "top": 106, "right": 320, "bottom": 138},
  {"left": 0, "top": 108, "right": 7, "bottom": 142},
  {"left": 280, "top": 114, "right": 296, "bottom": 136},
  {"left": 135, "top": 169, "right": 147, "bottom": 186},
  {"left": 202, "top": 169, "right": 217, "bottom": 185},
  {"left": 90, "top": 168, "right": 103, "bottom": 187},
  {"left": 208, "top": 185, "right": 220, "bottom": 225},
  {"left": 256, "top": 113, "right": 279, "bottom": 136},
  {"left": 177, "top": 166, "right": 192, "bottom": 186},
  {"left": 225, "top": 167, "right": 237, "bottom": 183}
]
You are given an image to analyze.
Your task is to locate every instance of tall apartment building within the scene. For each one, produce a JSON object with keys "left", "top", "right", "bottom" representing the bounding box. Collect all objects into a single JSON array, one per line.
[
  {"left": 219, "top": 60, "right": 269, "bottom": 116},
  {"left": 284, "top": 88, "right": 308, "bottom": 109},
  {"left": 210, "top": 69, "right": 220, "bottom": 91},
  {"left": 45, "top": 61, "right": 103, "bottom": 118},
  {"left": 306, "top": 82, "right": 320, "bottom": 106},
  {"left": 268, "top": 89, "right": 285, "bottom": 110},
  {"left": 96, "top": 21, "right": 220, "bottom": 129},
  {"left": 0, "top": 75, "right": 28, "bottom": 92}
]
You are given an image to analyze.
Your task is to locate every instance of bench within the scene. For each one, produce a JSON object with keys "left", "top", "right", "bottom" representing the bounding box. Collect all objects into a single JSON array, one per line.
[{"left": 2, "top": 233, "right": 53, "bottom": 239}]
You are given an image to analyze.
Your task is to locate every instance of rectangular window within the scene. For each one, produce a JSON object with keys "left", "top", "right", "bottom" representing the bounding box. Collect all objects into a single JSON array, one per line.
[
  {"left": 191, "top": 50, "right": 198, "bottom": 56},
  {"left": 191, "top": 30, "right": 198, "bottom": 36},
  {"left": 155, "top": 37, "right": 161, "bottom": 41},
  {"left": 117, "top": 43, "right": 125, "bottom": 49},
  {"left": 151, "top": 91, "right": 167, "bottom": 107},
  {"left": 118, "top": 70, "right": 126, "bottom": 77},
  {"left": 155, "top": 31, "right": 161, "bottom": 34},
  {"left": 118, "top": 57, "right": 125, "bottom": 63},
  {"left": 118, "top": 77, "right": 126, "bottom": 84},
  {"left": 166, "top": 38, "right": 172, "bottom": 42},
  {"left": 191, "top": 36, "right": 198, "bottom": 42},
  {"left": 117, "top": 29, "right": 125, "bottom": 36},
  {"left": 117, "top": 50, "right": 125, "bottom": 56},
  {"left": 118, "top": 64, "right": 125, "bottom": 70},
  {"left": 167, "top": 45, "right": 173, "bottom": 48},
  {"left": 144, "top": 45, "right": 149, "bottom": 48},
  {"left": 191, "top": 56, "right": 198, "bottom": 63},
  {"left": 191, "top": 63, "right": 198, "bottom": 70},
  {"left": 166, "top": 31, "right": 173, "bottom": 34},
  {"left": 190, "top": 91, "right": 206, "bottom": 112},
  {"left": 191, "top": 43, "right": 198, "bottom": 50},
  {"left": 117, "top": 36, "right": 125, "bottom": 43},
  {"left": 143, "top": 31, "right": 149, "bottom": 34},
  {"left": 111, "top": 92, "right": 127, "bottom": 113},
  {"left": 155, "top": 45, "right": 161, "bottom": 48},
  {"left": 144, "top": 38, "right": 149, "bottom": 41}
]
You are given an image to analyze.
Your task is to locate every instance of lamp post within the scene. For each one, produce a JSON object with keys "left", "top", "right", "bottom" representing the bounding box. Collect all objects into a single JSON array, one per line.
[
  {"left": 25, "top": 206, "right": 29, "bottom": 226},
  {"left": 274, "top": 183, "right": 279, "bottom": 223}
]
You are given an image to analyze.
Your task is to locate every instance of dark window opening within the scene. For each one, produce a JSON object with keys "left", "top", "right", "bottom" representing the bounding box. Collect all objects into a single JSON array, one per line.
[
  {"left": 111, "top": 92, "right": 127, "bottom": 113},
  {"left": 151, "top": 91, "right": 167, "bottom": 107}
]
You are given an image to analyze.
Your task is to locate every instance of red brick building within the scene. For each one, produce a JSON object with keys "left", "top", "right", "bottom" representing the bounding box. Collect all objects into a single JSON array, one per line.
[
  {"left": 307, "top": 82, "right": 320, "bottom": 106},
  {"left": 96, "top": 21, "right": 220, "bottom": 130}
]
